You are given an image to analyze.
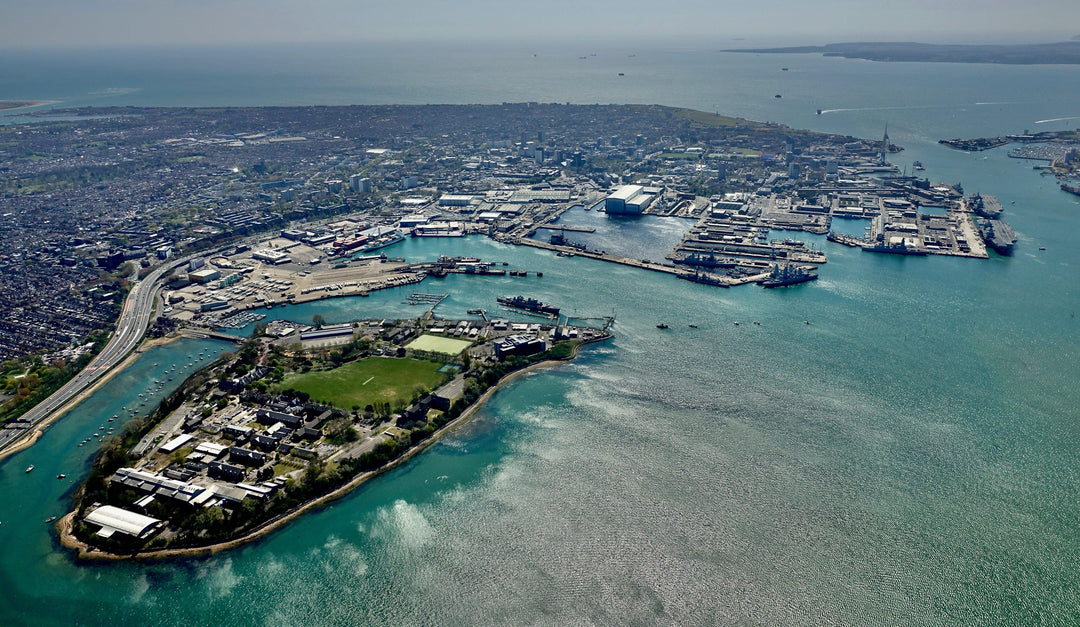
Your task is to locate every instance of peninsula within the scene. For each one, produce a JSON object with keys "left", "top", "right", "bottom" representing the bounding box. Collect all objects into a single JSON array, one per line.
[
  {"left": 727, "top": 41, "right": 1080, "bottom": 65},
  {"left": 63, "top": 302, "right": 611, "bottom": 558}
]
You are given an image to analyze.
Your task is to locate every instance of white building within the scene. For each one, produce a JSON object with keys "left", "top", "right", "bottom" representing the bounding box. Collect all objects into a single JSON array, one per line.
[
  {"left": 84, "top": 505, "right": 164, "bottom": 539},
  {"left": 605, "top": 185, "right": 658, "bottom": 215}
]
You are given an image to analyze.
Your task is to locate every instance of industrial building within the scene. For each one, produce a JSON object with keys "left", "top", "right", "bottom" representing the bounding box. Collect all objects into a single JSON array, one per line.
[
  {"left": 84, "top": 505, "right": 164, "bottom": 540},
  {"left": 187, "top": 268, "right": 221, "bottom": 283},
  {"left": 605, "top": 185, "right": 659, "bottom": 215},
  {"left": 252, "top": 249, "right": 291, "bottom": 265},
  {"left": 439, "top": 194, "right": 475, "bottom": 207}
]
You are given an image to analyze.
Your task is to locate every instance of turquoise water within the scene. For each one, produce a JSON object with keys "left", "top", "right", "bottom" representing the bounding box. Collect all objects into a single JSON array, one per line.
[{"left": 1, "top": 46, "right": 1080, "bottom": 625}]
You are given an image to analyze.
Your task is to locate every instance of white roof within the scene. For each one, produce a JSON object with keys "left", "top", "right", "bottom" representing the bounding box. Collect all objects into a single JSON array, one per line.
[
  {"left": 85, "top": 505, "right": 162, "bottom": 538},
  {"left": 195, "top": 442, "right": 228, "bottom": 456},
  {"left": 609, "top": 185, "right": 644, "bottom": 201},
  {"left": 159, "top": 433, "right": 195, "bottom": 453}
]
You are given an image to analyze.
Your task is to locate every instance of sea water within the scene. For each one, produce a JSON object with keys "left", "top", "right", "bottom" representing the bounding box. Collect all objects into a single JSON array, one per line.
[{"left": 1, "top": 44, "right": 1079, "bottom": 625}]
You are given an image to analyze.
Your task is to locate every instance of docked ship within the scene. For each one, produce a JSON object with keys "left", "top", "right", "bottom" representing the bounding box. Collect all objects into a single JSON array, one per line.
[
  {"left": 674, "top": 252, "right": 738, "bottom": 269},
  {"left": 758, "top": 264, "right": 818, "bottom": 288},
  {"left": 361, "top": 229, "right": 405, "bottom": 252},
  {"left": 676, "top": 269, "right": 731, "bottom": 288},
  {"left": 496, "top": 295, "right": 560, "bottom": 315},
  {"left": 862, "top": 238, "right": 928, "bottom": 256},
  {"left": 969, "top": 193, "right": 1004, "bottom": 219},
  {"left": 979, "top": 219, "right": 1017, "bottom": 255},
  {"left": 826, "top": 231, "right": 866, "bottom": 247},
  {"left": 1061, "top": 183, "right": 1080, "bottom": 197}
]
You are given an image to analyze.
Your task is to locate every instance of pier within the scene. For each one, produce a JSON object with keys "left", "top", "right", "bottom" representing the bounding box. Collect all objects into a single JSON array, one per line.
[
  {"left": 515, "top": 236, "right": 679, "bottom": 275},
  {"left": 532, "top": 225, "right": 597, "bottom": 233}
]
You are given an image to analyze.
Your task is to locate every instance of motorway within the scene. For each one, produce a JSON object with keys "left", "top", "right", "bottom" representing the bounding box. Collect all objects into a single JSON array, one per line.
[{"left": 0, "top": 257, "right": 192, "bottom": 456}]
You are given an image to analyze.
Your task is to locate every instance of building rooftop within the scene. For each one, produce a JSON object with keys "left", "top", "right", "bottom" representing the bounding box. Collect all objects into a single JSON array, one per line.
[{"left": 84, "top": 505, "right": 162, "bottom": 539}]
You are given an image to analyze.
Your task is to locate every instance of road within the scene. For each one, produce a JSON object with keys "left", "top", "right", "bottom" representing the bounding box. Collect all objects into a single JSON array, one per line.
[{"left": 0, "top": 255, "right": 198, "bottom": 456}]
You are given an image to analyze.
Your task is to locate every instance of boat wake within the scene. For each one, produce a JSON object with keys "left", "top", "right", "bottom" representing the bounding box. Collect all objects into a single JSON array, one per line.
[{"left": 1035, "top": 116, "right": 1080, "bottom": 124}]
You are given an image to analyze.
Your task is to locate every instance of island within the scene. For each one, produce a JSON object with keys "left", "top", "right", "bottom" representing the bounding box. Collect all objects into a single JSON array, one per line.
[{"left": 725, "top": 41, "right": 1080, "bottom": 65}]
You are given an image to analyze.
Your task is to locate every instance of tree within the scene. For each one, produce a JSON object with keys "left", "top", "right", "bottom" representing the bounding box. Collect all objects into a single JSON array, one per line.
[
  {"left": 312, "top": 314, "right": 325, "bottom": 329},
  {"left": 323, "top": 417, "right": 358, "bottom": 444}
]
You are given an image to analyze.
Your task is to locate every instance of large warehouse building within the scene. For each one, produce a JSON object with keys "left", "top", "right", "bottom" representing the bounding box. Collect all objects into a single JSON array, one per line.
[{"left": 604, "top": 185, "right": 659, "bottom": 215}]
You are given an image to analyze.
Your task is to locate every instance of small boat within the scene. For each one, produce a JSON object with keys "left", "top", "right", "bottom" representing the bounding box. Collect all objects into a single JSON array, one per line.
[
  {"left": 45, "top": 516, "right": 57, "bottom": 524},
  {"left": 656, "top": 323, "right": 669, "bottom": 329},
  {"left": 688, "top": 324, "right": 698, "bottom": 328},
  {"left": 57, "top": 474, "right": 66, "bottom": 480},
  {"left": 25, "top": 465, "right": 34, "bottom": 473},
  {"left": 816, "top": 109, "right": 822, "bottom": 115},
  {"left": 733, "top": 321, "right": 740, "bottom": 326},
  {"left": 774, "top": 94, "right": 782, "bottom": 98}
]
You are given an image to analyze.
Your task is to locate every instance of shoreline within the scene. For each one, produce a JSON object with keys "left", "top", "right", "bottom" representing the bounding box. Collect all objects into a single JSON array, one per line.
[
  {"left": 0, "top": 341, "right": 153, "bottom": 463},
  {"left": 0, "top": 334, "right": 186, "bottom": 463},
  {"left": 0, "top": 100, "right": 58, "bottom": 112},
  {"left": 57, "top": 344, "right": 594, "bottom": 561}
]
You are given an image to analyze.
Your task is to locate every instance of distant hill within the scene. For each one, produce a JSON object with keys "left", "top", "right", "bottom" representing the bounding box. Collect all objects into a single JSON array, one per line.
[{"left": 727, "top": 41, "right": 1080, "bottom": 65}]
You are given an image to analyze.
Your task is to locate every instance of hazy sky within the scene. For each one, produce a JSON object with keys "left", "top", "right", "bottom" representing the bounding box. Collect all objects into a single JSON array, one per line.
[{"left": 3, "top": 0, "right": 1078, "bottom": 49}]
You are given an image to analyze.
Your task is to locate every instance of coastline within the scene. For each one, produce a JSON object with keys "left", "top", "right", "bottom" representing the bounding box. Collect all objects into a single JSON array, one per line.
[
  {"left": 56, "top": 344, "right": 594, "bottom": 561},
  {"left": 0, "top": 100, "right": 57, "bottom": 112},
  {"left": 0, "top": 334, "right": 183, "bottom": 463}
]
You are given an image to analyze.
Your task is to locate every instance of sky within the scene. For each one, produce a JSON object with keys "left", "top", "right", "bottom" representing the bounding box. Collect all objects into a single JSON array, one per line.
[{"left": 2, "top": 0, "right": 1079, "bottom": 49}]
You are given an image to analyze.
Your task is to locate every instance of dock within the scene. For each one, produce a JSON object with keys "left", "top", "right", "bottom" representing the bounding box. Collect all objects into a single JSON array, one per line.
[{"left": 515, "top": 237, "right": 678, "bottom": 275}]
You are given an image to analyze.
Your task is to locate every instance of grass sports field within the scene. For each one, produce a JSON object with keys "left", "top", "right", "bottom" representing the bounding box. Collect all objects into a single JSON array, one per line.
[
  {"left": 406, "top": 334, "right": 472, "bottom": 355},
  {"left": 273, "top": 357, "right": 448, "bottom": 409}
]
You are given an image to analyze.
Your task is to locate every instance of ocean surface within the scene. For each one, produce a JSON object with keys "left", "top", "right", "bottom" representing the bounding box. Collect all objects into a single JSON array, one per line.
[{"left": 1, "top": 43, "right": 1080, "bottom": 626}]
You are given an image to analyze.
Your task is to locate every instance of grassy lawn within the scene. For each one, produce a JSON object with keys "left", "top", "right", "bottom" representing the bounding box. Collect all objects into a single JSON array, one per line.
[
  {"left": 273, "top": 357, "right": 448, "bottom": 410},
  {"left": 273, "top": 460, "right": 302, "bottom": 477}
]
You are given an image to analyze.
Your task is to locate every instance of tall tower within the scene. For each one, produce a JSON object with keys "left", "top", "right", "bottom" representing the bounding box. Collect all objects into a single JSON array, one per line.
[{"left": 880, "top": 123, "right": 890, "bottom": 165}]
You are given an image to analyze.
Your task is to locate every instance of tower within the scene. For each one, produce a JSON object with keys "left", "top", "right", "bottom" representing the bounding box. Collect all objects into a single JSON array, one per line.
[{"left": 880, "top": 123, "right": 890, "bottom": 165}]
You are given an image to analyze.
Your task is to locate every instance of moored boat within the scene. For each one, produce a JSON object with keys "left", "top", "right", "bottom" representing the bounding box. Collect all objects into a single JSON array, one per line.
[
  {"left": 758, "top": 263, "right": 819, "bottom": 288},
  {"left": 496, "top": 295, "right": 560, "bottom": 315}
]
